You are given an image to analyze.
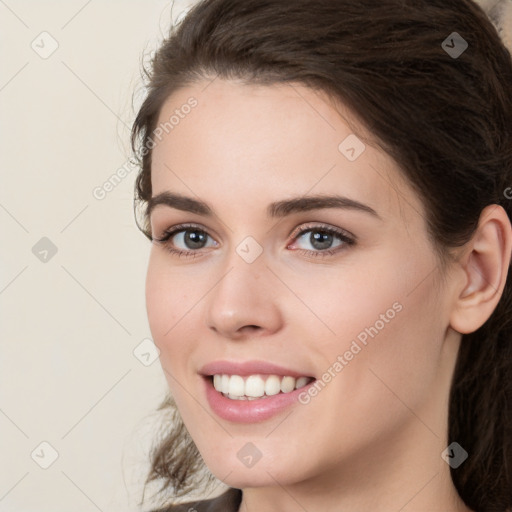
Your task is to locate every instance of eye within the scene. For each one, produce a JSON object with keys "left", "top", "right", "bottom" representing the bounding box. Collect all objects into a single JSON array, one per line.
[
  {"left": 152, "top": 223, "right": 217, "bottom": 258},
  {"left": 287, "top": 223, "right": 355, "bottom": 258},
  {"left": 152, "top": 222, "right": 355, "bottom": 259}
]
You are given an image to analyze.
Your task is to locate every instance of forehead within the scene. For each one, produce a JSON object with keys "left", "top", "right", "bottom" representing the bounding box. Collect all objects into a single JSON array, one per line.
[{"left": 150, "top": 78, "right": 423, "bottom": 224}]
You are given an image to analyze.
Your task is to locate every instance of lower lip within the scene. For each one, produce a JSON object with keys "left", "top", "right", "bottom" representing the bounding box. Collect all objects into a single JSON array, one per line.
[{"left": 202, "top": 376, "right": 316, "bottom": 423}]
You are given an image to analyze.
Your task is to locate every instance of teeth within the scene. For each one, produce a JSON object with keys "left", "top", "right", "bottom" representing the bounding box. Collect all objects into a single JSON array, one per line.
[
  {"left": 280, "top": 376, "right": 295, "bottom": 393},
  {"left": 211, "top": 374, "right": 313, "bottom": 399},
  {"left": 265, "top": 375, "right": 281, "bottom": 396},
  {"left": 295, "top": 376, "right": 309, "bottom": 389},
  {"left": 228, "top": 375, "right": 245, "bottom": 396},
  {"left": 213, "top": 374, "right": 221, "bottom": 391},
  {"left": 245, "top": 375, "right": 265, "bottom": 397},
  {"left": 221, "top": 374, "right": 230, "bottom": 394}
]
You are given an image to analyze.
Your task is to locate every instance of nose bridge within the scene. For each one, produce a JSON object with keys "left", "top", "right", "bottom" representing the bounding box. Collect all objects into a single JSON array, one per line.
[
  {"left": 205, "top": 236, "right": 281, "bottom": 337},
  {"left": 213, "top": 237, "right": 267, "bottom": 310},
  {"left": 219, "top": 233, "right": 268, "bottom": 293}
]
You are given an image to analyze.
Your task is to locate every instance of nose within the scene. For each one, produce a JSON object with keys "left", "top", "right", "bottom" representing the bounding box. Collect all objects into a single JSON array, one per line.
[{"left": 205, "top": 252, "right": 283, "bottom": 340}]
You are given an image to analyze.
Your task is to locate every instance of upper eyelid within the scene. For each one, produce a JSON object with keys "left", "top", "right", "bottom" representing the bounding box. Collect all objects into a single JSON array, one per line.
[
  {"left": 290, "top": 222, "right": 355, "bottom": 240},
  {"left": 156, "top": 222, "right": 355, "bottom": 244}
]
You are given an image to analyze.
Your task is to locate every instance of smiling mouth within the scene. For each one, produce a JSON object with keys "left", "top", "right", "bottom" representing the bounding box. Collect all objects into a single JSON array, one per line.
[{"left": 207, "top": 373, "right": 316, "bottom": 400}]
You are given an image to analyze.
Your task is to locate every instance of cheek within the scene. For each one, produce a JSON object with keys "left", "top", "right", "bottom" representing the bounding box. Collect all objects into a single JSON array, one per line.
[
  {"left": 307, "top": 251, "right": 443, "bottom": 407},
  {"left": 284, "top": 250, "right": 423, "bottom": 351},
  {"left": 332, "top": 270, "right": 443, "bottom": 428},
  {"left": 145, "top": 252, "right": 193, "bottom": 366}
]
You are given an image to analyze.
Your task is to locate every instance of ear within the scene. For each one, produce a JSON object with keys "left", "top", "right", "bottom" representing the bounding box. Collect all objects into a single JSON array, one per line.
[{"left": 449, "top": 204, "right": 512, "bottom": 334}]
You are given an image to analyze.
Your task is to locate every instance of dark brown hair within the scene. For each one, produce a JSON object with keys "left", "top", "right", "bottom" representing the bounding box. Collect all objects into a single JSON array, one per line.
[{"left": 131, "top": 1, "right": 512, "bottom": 510}]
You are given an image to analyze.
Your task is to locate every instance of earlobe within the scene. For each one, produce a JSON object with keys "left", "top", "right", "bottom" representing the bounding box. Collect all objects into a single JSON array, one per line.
[{"left": 449, "top": 205, "right": 512, "bottom": 335}]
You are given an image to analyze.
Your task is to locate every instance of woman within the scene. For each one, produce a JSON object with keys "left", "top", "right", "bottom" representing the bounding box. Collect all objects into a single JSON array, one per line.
[{"left": 130, "top": 0, "right": 512, "bottom": 510}]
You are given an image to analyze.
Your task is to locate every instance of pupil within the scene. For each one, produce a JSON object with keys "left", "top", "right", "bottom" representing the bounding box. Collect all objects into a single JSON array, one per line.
[
  {"left": 311, "top": 231, "right": 332, "bottom": 250},
  {"left": 186, "top": 230, "right": 206, "bottom": 249}
]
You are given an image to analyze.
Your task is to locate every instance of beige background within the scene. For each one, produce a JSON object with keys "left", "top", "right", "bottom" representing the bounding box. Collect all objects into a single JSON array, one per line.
[
  {"left": 1, "top": 1, "right": 510, "bottom": 511},
  {"left": 0, "top": 1, "right": 197, "bottom": 511}
]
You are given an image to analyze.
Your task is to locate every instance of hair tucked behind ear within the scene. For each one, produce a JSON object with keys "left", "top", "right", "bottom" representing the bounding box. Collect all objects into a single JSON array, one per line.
[{"left": 131, "top": 1, "right": 512, "bottom": 510}]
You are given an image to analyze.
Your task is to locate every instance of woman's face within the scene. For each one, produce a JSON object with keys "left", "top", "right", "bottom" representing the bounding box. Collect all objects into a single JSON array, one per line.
[{"left": 146, "top": 79, "right": 459, "bottom": 488}]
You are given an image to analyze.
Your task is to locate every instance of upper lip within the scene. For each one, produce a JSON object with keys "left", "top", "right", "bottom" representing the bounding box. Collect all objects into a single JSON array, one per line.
[{"left": 199, "top": 360, "right": 315, "bottom": 378}]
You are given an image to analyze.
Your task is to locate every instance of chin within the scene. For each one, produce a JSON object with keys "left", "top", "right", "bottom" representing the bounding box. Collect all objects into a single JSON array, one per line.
[
  {"left": 203, "top": 449, "right": 308, "bottom": 488},
  {"left": 214, "top": 467, "right": 293, "bottom": 489}
]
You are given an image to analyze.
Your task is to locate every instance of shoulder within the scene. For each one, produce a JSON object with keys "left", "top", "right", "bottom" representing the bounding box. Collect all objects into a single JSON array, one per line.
[{"left": 149, "top": 487, "right": 242, "bottom": 512}]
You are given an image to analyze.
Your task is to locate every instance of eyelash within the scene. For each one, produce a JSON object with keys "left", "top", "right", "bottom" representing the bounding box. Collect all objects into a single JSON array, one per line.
[{"left": 152, "top": 222, "right": 356, "bottom": 259}]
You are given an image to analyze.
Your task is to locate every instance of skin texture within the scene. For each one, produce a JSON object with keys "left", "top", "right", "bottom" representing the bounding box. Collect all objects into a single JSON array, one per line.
[{"left": 145, "top": 78, "right": 511, "bottom": 512}]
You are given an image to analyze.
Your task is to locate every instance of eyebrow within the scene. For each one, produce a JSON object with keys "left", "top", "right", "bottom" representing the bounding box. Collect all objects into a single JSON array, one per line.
[{"left": 146, "top": 191, "right": 381, "bottom": 220}]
